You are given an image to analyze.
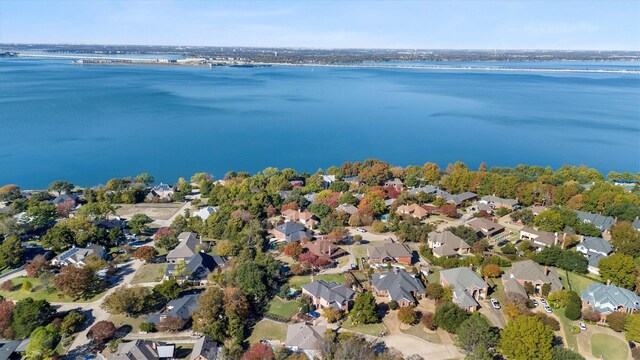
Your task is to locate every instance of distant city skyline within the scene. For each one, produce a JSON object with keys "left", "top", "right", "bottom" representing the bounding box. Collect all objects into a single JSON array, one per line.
[{"left": 1, "top": 0, "right": 639, "bottom": 50}]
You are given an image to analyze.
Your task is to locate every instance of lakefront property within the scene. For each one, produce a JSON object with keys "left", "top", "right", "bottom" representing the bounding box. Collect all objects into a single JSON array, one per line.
[{"left": 1, "top": 159, "right": 639, "bottom": 360}]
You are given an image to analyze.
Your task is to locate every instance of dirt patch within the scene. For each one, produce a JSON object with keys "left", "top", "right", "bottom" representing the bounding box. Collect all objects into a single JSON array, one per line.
[{"left": 115, "top": 203, "right": 184, "bottom": 220}]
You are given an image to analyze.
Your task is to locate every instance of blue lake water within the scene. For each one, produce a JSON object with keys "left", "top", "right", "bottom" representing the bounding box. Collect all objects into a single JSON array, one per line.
[{"left": 1, "top": 58, "right": 639, "bottom": 188}]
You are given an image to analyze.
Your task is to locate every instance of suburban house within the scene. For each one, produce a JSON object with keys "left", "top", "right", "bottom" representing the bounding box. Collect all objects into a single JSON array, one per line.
[
  {"left": 501, "top": 260, "right": 563, "bottom": 296},
  {"left": 575, "top": 210, "right": 615, "bottom": 233},
  {"left": 147, "top": 294, "right": 200, "bottom": 329},
  {"left": 407, "top": 185, "right": 439, "bottom": 196},
  {"left": 529, "top": 206, "right": 548, "bottom": 216},
  {"left": 0, "top": 339, "right": 29, "bottom": 360},
  {"left": 107, "top": 340, "right": 175, "bottom": 360},
  {"left": 440, "top": 191, "right": 478, "bottom": 207},
  {"left": 371, "top": 269, "right": 426, "bottom": 307},
  {"left": 51, "top": 244, "right": 106, "bottom": 267},
  {"left": 440, "top": 267, "right": 489, "bottom": 311},
  {"left": 581, "top": 282, "right": 640, "bottom": 322},
  {"left": 367, "top": 239, "right": 413, "bottom": 265},
  {"left": 576, "top": 236, "right": 613, "bottom": 275},
  {"left": 285, "top": 323, "right": 326, "bottom": 360},
  {"left": 282, "top": 209, "right": 319, "bottom": 229},
  {"left": 479, "top": 195, "right": 519, "bottom": 210},
  {"left": 301, "top": 280, "right": 355, "bottom": 311},
  {"left": 272, "top": 222, "right": 313, "bottom": 243},
  {"left": 519, "top": 227, "right": 559, "bottom": 249},
  {"left": 321, "top": 175, "right": 336, "bottom": 189},
  {"left": 190, "top": 337, "right": 221, "bottom": 360},
  {"left": 193, "top": 207, "right": 218, "bottom": 221},
  {"left": 302, "top": 239, "right": 348, "bottom": 265},
  {"left": 396, "top": 204, "right": 429, "bottom": 219},
  {"left": 427, "top": 231, "right": 471, "bottom": 258},
  {"left": 146, "top": 183, "right": 175, "bottom": 201},
  {"left": 166, "top": 232, "right": 202, "bottom": 264},
  {"left": 383, "top": 178, "right": 403, "bottom": 191},
  {"left": 165, "top": 252, "right": 227, "bottom": 285},
  {"left": 336, "top": 204, "right": 358, "bottom": 215},
  {"left": 466, "top": 218, "right": 505, "bottom": 238},
  {"left": 51, "top": 193, "right": 78, "bottom": 205}
]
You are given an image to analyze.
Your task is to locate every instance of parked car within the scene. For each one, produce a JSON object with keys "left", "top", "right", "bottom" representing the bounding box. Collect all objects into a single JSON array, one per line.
[
  {"left": 531, "top": 299, "right": 539, "bottom": 307},
  {"left": 490, "top": 298, "right": 501, "bottom": 309},
  {"left": 540, "top": 298, "right": 548, "bottom": 305},
  {"left": 544, "top": 305, "right": 552, "bottom": 313},
  {"left": 579, "top": 322, "right": 587, "bottom": 331},
  {"left": 356, "top": 227, "right": 367, "bottom": 233}
]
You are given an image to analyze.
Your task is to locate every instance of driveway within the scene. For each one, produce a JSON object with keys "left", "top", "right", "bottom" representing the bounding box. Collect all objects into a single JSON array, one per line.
[
  {"left": 478, "top": 300, "right": 507, "bottom": 328},
  {"left": 62, "top": 259, "right": 144, "bottom": 359}
]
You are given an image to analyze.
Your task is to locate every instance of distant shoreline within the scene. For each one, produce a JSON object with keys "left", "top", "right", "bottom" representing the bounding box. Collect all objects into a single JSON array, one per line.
[{"left": 8, "top": 53, "right": 640, "bottom": 74}]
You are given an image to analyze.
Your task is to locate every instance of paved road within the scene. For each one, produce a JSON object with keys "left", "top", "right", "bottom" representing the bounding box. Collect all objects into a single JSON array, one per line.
[
  {"left": 0, "top": 269, "right": 26, "bottom": 282},
  {"left": 61, "top": 259, "right": 144, "bottom": 359}
]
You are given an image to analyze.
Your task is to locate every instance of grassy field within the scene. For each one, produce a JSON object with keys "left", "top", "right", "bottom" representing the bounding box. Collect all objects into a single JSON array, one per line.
[
  {"left": 591, "top": 333, "right": 629, "bottom": 360},
  {"left": 341, "top": 318, "right": 387, "bottom": 337},
  {"left": 247, "top": 319, "right": 288, "bottom": 344},
  {"left": 487, "top": 279, "right": 506, "bottom": 304},
  {"left": 267, "top": 297, "right": 299, "bottom": 319},
  {"left": 108, "top": 313, "right": 147, "bottom": 332},
  {"left": 287, "top": 274, "right": 346, "bottom": 289},
  {"left": 553, "top": 268, "right": 597, "bottom": 294},
  {"left": 400, "top": 324, "right": 441, "bottom": 343},
  {"left": 352, "top": 245, "right": 368, "bottom": 260},
  {"left": 115, "top": 203, "right": 184, "bottom": 220},
  {"left": 555, "top": 308, "right": 578, "bottom": 350},
  {"left": 130, "top": 263, "right": 167, "bottom": 284},
  {"left": 0, "top": 276, "right": 104, "bottom": 302},
  {"left": 426, "top": 268, "right": 441, "bottom": 284}
]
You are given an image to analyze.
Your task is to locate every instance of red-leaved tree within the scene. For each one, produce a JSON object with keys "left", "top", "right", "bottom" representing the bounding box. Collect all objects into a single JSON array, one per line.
[
  {"left": 88, "top": 320, "right": 116, "bottom": 344},
  {"left": 132, "top": 246, "right": 158, "bottom": 262},
  {"left": 241, "top": 343, "right": 274, "bottom": 360},
  {"left": 25, "top": 255, "right": 49, "bottom": 277},
  {"left": 0, "top": 300, "right": 14, "bottom": 338}
]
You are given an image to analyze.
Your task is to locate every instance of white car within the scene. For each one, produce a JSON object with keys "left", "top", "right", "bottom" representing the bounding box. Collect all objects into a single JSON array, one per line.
[
  {"left": 579, "top": 322, "right": 587, "bottom": 331},
  {"left": 531, "top": 299, "right": 539, "bottom": 307},
  {"left": 544, "top": 305, "right": 552, "bottom": 313},
  {"left": 539, "top": 298, "right": 548, "bottom": 305},
  {"left": 490, "top": 299, "right": 501, "bottom": 309},
  {"left": 356, "top": 227, "right": 367, "bottom": 233}
]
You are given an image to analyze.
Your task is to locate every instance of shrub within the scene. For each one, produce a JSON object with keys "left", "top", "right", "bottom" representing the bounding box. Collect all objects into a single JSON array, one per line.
[
  {"left": 433, "top": 301, "right": 468, "bottom": 333},
  {"left": 534, "top": 313, "right": 560, "bottom": 331},
  {"left": 582, "top": 308, "right": 600, "bottom": 322},
  {"left": 421, "top": 312, "right": 436, "bottom": 330},
  {"left": 21, "top": 280, "right": 32, "bottom": 292},
  {"left": 564, "top": 291, "right": 582, "bottom": 321},
  {"left": 371, "top": 220, "right": 386, "bottom": 233},
  {"left": 322, "top": 307, "right": 343, "bottom": 323},
  {"left": 541, "top": 283, "right": 551, "bottom": 297},
  {"left": 425, "top": 283, "right": 445, "bottom": 300},
  {"left": 61, "top": 310, "right": 86, "bottom": 335},
  {"left": 607, "top": 312, "right": 627, "bottom": 332},
  {"left": 398, "top": 307, "right": 417, "bottom": 325},
  {"left": 139, "top": 322, "right": 155, "bottom": 333},
  {"left": 388, "top": 300, "right": 399, "bottom": 310},
  {"left": 1, "top": 280, "right": 13, "bottom": 291}
]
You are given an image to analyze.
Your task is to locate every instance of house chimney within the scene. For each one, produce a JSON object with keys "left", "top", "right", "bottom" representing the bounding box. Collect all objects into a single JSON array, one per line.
[
  {"left": 606, "top": 279, "right": 611, "bottom": 286},
  {"left": 544, "top": 266, "right": 549, "bottom": 276}
]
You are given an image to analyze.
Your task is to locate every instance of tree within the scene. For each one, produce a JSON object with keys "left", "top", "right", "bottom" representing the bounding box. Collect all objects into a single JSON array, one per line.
[
  {"left": 76, "top": 201, "right": 115, "bottom": 220},
  {"left": 0, "top": 300, "right": 14, "bottom": 338},
  {"left": 88, "top": 320, "right": 116, "bottom": 344},
  {"left": 552, "top": 346, "right": 585, "bottom": 360},
  {"left": 557, "top": 251, "right": 588, "bottom": 274},
  {"left": 11, "top": 298, "right": 55, "bottom": 339},
  {"left": 283, "top": 242, "right": 303, "bottom": 258},
  {"left": 242, "top": 343, "right": 275, "bottom": 360},
  {"left": 101, "top": 285, "right": 151, "bottom": 316},
  {"left": 350, "top": 292, "right": 379, "bottom": 325},
  {"left": 127, "top": 213, "right": 153, "bottom": 235},
  {"left": 61, "top": 310, "right": 86, "bottom": 335},
  {"left": 501, "top": 242, "right": 516, "bottom": 255},
  {"left": 455, "top": 314, "right": 499, "bottom": 360},
  {"left": 564, "top": 291, "right": 582, "bottom": 320},
  {"left": 433, "top": 301, "right": 469, "bottom": 333},
  {"left": 54, "top": 266, "right": 99, "bottom": 300},
  {"left": 21, "top": 279, "right": 32, "bottom": 292},
  {"left": 421, "top": 311, "right": 436, "bottom": 330},
  {"left": 153, "top": 279, "right": 181, "bottom": 302},
  {"left": 542, "top": 283, "right": 551, "bottom": 297},
  {"left": 0, "top": 235, "right": 25, "bottom": 268},
  {"left": 154, "top": 227, "right": 178, "bottom": 250},
  {"left": 323, "top": 307, "right": 343, "bottom": 323},
  {"left": 611, "top": 221, "right": 640, "bottom": 256},
  {"left": 534, "top": 210, "right": 565, "bottom": 233},
  {"left": 25, "top": 255, "right": 49, "bottom": 278},
  {"left": 426, "top": 283, "right": 445, "bottom": 300},
  {"left": 625, "top": 313, "right": 640, "bottom": 342},
  {"left": 133, "top": 246, "right": 158, "bottom": 262},
  {"left": 439, "top": 204, "right": 458, "bottom": 218},
  {"left": 25, "top": 201, "right": 57, "bottom": 229},
  {"left": 26, "top": 324, "right": 59, "bottom": 360},
  {"left": 599, "top": 253, "right": 638, "bottom": 290},
  {"left": 48, "top": 180, "right": 74, "bottom": 195},
  {"left": 482, "top": 264, "right": 501, "bottom": 278},
  {"left": 157, "top": 316, "right": 186, "bottom": 332},
  {"left": 398, "top": 306, "right": 417, "bottom": 324},
  {"left": 0, "top": 184, "right": 21, "bottom": 201},
  {"left": 607, "top": 311, "right": 627, "bottom": 332},
  {"left": 500, "top": 315, "right": 554, "bottom": 360},
  {"left": 135, "top": 173, "right": 155, "bottom": 186}
]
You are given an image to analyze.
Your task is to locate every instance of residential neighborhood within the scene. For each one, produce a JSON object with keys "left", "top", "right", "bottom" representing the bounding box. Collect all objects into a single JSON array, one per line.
[{"left": 0, "top": 161, "right": 639, "bottom": 360}]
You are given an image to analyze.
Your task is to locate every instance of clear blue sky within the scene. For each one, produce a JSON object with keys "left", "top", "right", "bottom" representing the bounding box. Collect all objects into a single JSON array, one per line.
[{"left": 1, "top": 0, "right": 638, "bottom": 50}]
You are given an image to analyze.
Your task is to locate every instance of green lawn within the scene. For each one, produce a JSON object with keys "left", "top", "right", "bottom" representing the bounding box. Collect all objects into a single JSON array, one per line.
[
  {"left": 400, "top": 324, "right": 441, "bottom": 343},
  {"left": 487, "top": 279, "right": 506, "bottom": 304},
  {"left": 130, "top": 263, "right": 167, "bottom": 284},
  {"left": 352, "top": 245, "right": 368, "bottom": 260},
  {"left": 341, "top": 318, "right": 387, "bottom": 337},
  {"left": 174, "top": 344, "right": 194, "bottom": 359},
  {"left": 108, "top": 313, "right": 147, "bottom": 332},
  {"left": 553, "top": 268, "right": 597, "bottom": 294},
  {"left": 591, "top": 333, "right": 629, "bottom": 360},
  {"left": 0, "top": 276, "right": 104, "bottom": 303},
  {"left": 426, "top": 268, "right": 441, "bottom": 284},
  {"left": 247, "top": 319, "right": 288, "bottom": 344},
  {"left": 267, "top": 297, "right": 299, "bottom": 319},
  {"left": 555, "top": 308, "right": 578, "bottom": 350},
  {"left": 287, "top": 274, "right": 345, "bottom": 289}
]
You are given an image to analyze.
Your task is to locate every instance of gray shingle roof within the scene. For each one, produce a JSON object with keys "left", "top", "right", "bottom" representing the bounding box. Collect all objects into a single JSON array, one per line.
[
  {"left": 440, "top": 267, "right": 488, "bottom": 291},
  {"left": 501, "top": 260, "right": 563, "bottom": 292},
  {"left": 371, "top": 270, "right": 426, "bottom": 303},
  {"left": 575, "top": 210, "right": 615, "bottom": 231},
  {"left": 367, "top": 242, "right": 412, "bottom": 260},
  {"left": 167, "top": 232, "right": 200, "bottom": 261},
  {"left": 581, "top": 282, "right": 640, "bottom": 314},
  {"left": 407, "top": 186, "right": 439, "bottom": 195},
  {"left": 190, "top": 337, "right": 219, "bottom": 360},
  {"left": 285, "top": 323, "right": 325, "bottom": 351},
  {"left": 428, "top": 231, "right": 470, "bottom": 257},
  {"left": 302, "top": 280, "right": 355, "bottom": 309},
  {"left": 147, "top": 294, "right": 200, "bottom": 325},
  {"left": 579, "top": 237, "right": 613, "bottom": 256}
]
